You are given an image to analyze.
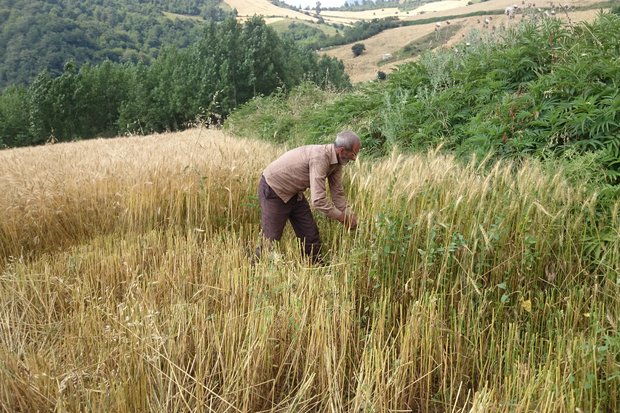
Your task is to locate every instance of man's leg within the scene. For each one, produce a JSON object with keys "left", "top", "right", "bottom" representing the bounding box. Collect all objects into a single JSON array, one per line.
[
  {"left": 289, "top": 194, "right": 323, "bottom": 264},
  {"left": 256, "top": 175, "right": 290, "bottom": 260}
]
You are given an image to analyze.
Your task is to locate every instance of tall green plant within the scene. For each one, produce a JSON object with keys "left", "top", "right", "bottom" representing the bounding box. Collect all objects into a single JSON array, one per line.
[{"left": 0, "top": 85, "right": 30, "bottom": 147}]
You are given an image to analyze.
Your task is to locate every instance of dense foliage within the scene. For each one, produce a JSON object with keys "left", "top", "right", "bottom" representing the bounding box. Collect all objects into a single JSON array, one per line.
[
  {"left": 281, "top": 21, "right": 328, "bottom": 44},
  {"left": 0, "top": 17, "right": 350, "bottom": 147},
  {"left": 351, "top": 43, "right": 366, "bottom": 57},
  {"left": 228, "top": 13, "right": 620, "bottom": 188},
  {"left": 0, "top": 0, "right": 230, "bottom": 89}
]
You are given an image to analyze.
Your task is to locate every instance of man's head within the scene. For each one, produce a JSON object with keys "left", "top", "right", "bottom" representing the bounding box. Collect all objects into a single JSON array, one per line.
[{"left": 334, "top": 130, "right": 361, "bottom": 165}]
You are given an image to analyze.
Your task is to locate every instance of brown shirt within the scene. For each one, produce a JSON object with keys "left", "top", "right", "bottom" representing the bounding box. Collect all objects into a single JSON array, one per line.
[{"left": 263, "top": 144, "right": 347, "bottom": 220}]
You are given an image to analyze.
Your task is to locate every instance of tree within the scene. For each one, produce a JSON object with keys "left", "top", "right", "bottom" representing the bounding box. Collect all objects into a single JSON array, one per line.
[
  {"left": 27, "top": 71, "right": 55, "bottom": 144},
  {"left": 239, "top": 16, "right": 287, "bottom": 101},
  {"left": 1, "top": 13, "right": 351, "bottom": 147},
  {"left": 76, "top": 61, "right": 132, "bottom": 137},
  {"left": 351, "top": 43, "right": 366, "bottom": 57},
  {"left": 0, "top": 85, "right": 30, "bottom": 147}
]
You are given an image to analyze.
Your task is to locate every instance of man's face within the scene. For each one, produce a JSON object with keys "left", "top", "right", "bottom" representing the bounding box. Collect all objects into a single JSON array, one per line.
[{"left": 337, "top": 142, "right": 361, "bottom": 165}]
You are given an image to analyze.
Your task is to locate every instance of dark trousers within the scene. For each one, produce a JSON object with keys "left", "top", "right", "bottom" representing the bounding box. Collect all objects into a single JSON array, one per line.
[{"left": 257, "top": 175, "right": 322, "bottom": 263}]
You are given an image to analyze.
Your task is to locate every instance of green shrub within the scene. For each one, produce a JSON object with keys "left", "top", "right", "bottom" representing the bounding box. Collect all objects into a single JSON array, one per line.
[{"left": 352, "top": 43, "right": 366, "bottom": 57}]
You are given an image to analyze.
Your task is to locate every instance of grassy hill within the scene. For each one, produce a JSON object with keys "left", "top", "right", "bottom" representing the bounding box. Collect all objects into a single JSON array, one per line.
[{"left": 223, "top": 0, "right": 611, "bottom": 83}]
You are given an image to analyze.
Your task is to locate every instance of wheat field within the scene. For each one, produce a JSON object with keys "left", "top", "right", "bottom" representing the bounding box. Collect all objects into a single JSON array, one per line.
[{"left": 1, "top": 129, "right": 618, "bottom": 412}]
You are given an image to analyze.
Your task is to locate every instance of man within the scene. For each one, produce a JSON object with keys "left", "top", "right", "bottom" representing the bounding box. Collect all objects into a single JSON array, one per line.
[{"left": 256, "top": 130, "right": 361, "bottom": 264}]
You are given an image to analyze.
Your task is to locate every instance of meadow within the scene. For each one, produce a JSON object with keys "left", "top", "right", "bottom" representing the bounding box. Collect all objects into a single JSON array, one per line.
[{"left": 1, "top": 128, "right": 618, "bottom": 411}]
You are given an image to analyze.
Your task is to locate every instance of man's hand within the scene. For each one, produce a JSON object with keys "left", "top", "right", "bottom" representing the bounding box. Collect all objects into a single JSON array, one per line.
[{"left": 339, "top": 211, "right": 358, "bottom": 231}]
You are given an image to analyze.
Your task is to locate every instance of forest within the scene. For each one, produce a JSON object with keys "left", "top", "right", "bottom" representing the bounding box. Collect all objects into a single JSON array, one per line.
[
  {"left": 0, "top": 16, "right": 350, "bottom": 147},
  {"left": 0, "top": 0, "right": 230, "bottom": 89}
]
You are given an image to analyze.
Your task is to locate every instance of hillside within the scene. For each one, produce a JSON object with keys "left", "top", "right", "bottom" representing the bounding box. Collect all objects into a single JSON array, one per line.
[
  {"left": 320, "top": 0, "right": 606, "bottom": 82},
  {"left": 221, "top": 0, "right": 610, "bottom": 83},
  {"left": 226, "top": 11, "right": 620, "bottom": 186}
]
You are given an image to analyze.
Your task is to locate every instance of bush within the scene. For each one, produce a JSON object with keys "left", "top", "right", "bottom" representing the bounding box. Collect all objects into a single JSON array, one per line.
[{"left": 352, "top": 43, "right": 366, "bottom": 57}]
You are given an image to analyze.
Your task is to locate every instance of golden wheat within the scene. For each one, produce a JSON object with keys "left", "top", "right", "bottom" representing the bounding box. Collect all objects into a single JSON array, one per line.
[{"left": 0, "top": 129, "right": 618, "bottom": 412}]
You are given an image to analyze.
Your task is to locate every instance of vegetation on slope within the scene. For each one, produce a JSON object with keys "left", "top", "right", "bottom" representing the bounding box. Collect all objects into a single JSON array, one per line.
[
  {"left": 227, "top": 13, "right": 620, "bottom": 189},
  {"left": 305, "top": 1, "right": 614, "bottom": 50}
]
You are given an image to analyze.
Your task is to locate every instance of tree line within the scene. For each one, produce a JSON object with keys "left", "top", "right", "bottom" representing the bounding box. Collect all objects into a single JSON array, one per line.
[{"left": 0, "top": 16, "right": 350, "bottom": 148}]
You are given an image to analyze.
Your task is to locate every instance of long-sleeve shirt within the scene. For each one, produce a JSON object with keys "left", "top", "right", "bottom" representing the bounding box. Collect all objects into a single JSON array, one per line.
[{"left": 263, "top": 144, "right": 348, "bottom": 220}]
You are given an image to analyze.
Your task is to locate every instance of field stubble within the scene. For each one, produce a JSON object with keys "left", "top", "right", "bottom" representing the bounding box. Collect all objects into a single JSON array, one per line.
[{"left": 0, "top": 129, "right": 618, "bottom": 411}]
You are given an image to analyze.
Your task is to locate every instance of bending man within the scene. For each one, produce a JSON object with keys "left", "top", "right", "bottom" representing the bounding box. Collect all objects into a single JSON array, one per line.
[{"left": 256, "top": 130, "right": 361, "bottom": 264}]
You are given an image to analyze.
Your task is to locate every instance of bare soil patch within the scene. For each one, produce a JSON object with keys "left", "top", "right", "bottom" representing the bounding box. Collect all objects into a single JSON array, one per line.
[{"left": 223, "top": 0, "right": 317, "bottom": 22}]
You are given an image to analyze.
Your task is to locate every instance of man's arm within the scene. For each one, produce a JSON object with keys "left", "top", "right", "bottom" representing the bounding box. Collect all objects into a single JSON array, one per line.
[
  {"left": 327, "top": 168, "right": 347, "bottom": 213},
  {"left": 309, "top": 159, "right": 343, "bottom": 220},
  {"left": 328, "top": 167, "right": 357, "bottom": 230}
]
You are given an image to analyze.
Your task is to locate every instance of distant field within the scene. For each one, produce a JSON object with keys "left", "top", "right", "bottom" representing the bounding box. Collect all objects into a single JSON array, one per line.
[
  {"left": 222, "top": 0, "right": 474, "bottom": 25},
  {"left": 223, "top": 0, "right": 318, "bottom": 22},
  {"left": 218, "top": 0, "right": 608, "bottom": 82},
  {"left": 323, "top": 6, "right": 605, "bottom": 83},
  {"left": 225, "top": 0, "right": 606, "bottom": 26}
]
